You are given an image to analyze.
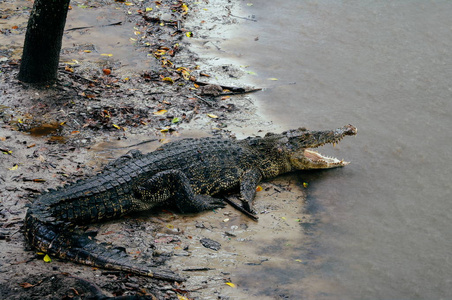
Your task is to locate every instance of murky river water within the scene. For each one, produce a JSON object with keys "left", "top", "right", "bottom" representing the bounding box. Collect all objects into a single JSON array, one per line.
[{"left": 211, "top": 1, "right": 452, "bottom": 299}]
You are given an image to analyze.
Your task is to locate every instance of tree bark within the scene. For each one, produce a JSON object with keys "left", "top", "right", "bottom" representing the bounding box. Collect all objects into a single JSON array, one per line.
[{"left": 18, "top": 0, "right": 70, "bottom": 84}]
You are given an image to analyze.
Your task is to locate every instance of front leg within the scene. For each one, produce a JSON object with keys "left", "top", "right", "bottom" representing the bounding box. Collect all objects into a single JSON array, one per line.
[
  {"left": 133, "top": 170, "right": 225, "bottom": 214},
  {"left": 240, "top": 168, "right": 262, "bottom": 213}
]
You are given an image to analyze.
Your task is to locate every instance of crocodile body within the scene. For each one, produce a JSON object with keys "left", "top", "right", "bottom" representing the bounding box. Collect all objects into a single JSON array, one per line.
[{"left": 24, "top": 125, "right": 357, "bottom": 280}]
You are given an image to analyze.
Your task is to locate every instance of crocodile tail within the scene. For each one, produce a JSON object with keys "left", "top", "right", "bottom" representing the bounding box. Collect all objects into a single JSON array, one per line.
[{"left": 24, "top": 212, "right": 184, "bottom": 282}]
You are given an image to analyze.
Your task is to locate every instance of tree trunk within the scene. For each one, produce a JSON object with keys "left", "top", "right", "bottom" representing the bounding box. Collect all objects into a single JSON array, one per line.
[{"left": 18, "top": 0, "right": 70, "bottom": 84}]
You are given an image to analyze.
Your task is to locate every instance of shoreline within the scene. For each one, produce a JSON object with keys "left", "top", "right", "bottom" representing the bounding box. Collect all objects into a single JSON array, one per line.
[{"left": 0, "top": 1, "right": 310, "bottom": 299}]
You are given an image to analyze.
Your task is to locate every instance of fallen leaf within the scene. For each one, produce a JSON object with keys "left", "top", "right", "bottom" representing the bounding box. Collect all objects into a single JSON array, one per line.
[
  {"left": 177, "top": 294, "right": 189, "bottom": 300},
  {"left": 180, "top": 69, "right": 190, "bottom": 80},
  {"left": 268, "top": 78, "right": 278, "bottom": 81},
  {"left": 303, "top": 182, "right": 309, "bottom": 188},
  {"left": 256, "top": 185, "right": 263, "bottom": 192},
  {"left": 101, "top": 53, "right": 113, "bottom": 57},
  {"left": 145, "top": 7, "right": 153, "bottom": 11},
  {"left": 171, "top": 117, "right": 180, "bottom": 124},
  {"left": 225, "top": 282, "right": 236, "bottom": 288},
  {"left": 185, "top": 31, "right": 193, "bottom": 38},
  {"left": 181, "top": 3, "right": 189, "bottom": 14},
  {"left": 103, "top": 68, "right": 111, "bottom": 75},
  {"left": 20, "top": 282, "right": 35, "bottom": 289},
  {"left": 207, "top": 114, "right": 218, "bottom": 119},
  {"left": 153, "top": 109, "right": 167, "bottom": 115},
  {"left": 43, "top": 254, "right": 52, "bottom": 263},
  {"left": 112, "top": 124, "right": 121, "bottom": 130},
  {"left": 33, "top": 179, "right": 46, "bottom": 182},
  {"left": 162, "top": 77, "right": 174, "bottom": 83},
  {"left": 9, "top": 164, "right": 18, "bottom": 171}
]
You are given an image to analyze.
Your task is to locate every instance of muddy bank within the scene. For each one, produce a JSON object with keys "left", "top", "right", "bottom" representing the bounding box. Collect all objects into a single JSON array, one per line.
[{"left": 1, "top": 1, "right": 313, "bottom": 299}]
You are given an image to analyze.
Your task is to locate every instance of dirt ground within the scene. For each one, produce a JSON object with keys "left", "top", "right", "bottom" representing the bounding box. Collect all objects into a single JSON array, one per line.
[{"left": 1, "top": 1, "right": 315, "bottom": 299}]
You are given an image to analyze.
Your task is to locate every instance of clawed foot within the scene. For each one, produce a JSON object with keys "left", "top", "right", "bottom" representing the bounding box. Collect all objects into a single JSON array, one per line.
[{"left": 196, "top": 195, "right": 226, "bottom": 210}]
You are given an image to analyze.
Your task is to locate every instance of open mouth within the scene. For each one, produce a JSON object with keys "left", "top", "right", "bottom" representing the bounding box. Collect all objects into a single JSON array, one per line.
[{"left": 304, "top": 149, "right": 349, "bottom": 167}]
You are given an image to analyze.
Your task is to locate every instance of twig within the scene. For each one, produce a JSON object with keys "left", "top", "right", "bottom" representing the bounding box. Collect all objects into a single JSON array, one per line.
[
  {"left": 120, "top": 139, "right": 158, "bottom": 149},
  {"left": 193, "top": 94, "right": 215, "bottom": 107},
  {"left": 65, "top": 21, "right": 122, "bottom": 32},
  {"left": 194, "top": 81, "right": 262, "bottom": 96},
  {"left": 222, "top": 196, "right": 259, "bottom": 221},
  {"left": 218, "top": 88, "right": 262, "bottom": 96},
  {"left": 60, "top": 70, "right": 97, "bottom": 84}
]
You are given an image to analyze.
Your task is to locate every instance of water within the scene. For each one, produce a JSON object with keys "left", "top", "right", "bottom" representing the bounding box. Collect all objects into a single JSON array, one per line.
[{"left": 210, "top": 1, "right": 452, "bottom": 299}]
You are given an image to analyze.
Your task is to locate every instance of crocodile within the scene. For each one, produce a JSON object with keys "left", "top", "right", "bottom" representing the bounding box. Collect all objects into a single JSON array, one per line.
[{"left": 24, "top": 125, "right": 357, "bottom": 280}]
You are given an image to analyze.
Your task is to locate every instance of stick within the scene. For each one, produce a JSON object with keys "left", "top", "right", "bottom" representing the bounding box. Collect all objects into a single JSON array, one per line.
[
  {"left": 194, "top": 81, "right": 262, "bottom": 96},
  {"left": 222, "top": 197, "right": 259, "bottom": 221},
  {"left": 193, "top": 94, "right": 215, "bottom": 107},
  {"left": 65, "top": 21, "right": 122, "bottom": 32}
]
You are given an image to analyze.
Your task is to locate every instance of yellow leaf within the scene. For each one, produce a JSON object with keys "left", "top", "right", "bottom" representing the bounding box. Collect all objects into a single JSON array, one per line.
[
  {"left": 124, "top": 2, "right": 134, "bottom": 5},
  {"left": 134, "top": 31, "right": 141, "bottom": 35},
  {"left": 268, "top": 78, "right": 278, "bottom": 81},
  {"left": 83, "top": 50, "right": 91, "bottom": 53},
  {"left": 256, "top": 185, "right": 263, "bottom": 192},
  {"left": 162, "top": 77, "right": 174, "bottom": 83},
  {"left": 281, "top": 217, "right": 287, "bottom": 220},
  {"left": 18, "top": 119, "right": 23, "bottom": 124},
  {"left": 166, "top": 224, "right": 174, "bottom": 229},
  {"left": 145, "top": 7, "right": 153, "bottom": 12},
  {"left": 43, "top": 254, "right": 52, "bottom": 263},
  {"left": 160, "top": 127, "right": 170, "bottom": 132},
  {"left": 295, "top": 259, "right": 303, "bottom": 262},
  {"left": 112, "top": 124, "right": 121, "bottom": 130},
  {"left": 177, "top": 295, "right": 189, "bottom": 300},
  {"left": 101, "top": 53, "right": 113, "bottom": 57},
  {"left": 181, "top": 3, "right": 189, "bottom": 13},
  {"left": 36, "top": 252, "right": 45, "bottom": 255},
  {"left": 185, "top": 31, "right": 193, "bottom": 38},
  {"left": 153, "top": 109, "right": 168, "bottom": 115},
  {"left": 9, "top": 164, "right": 18, "bottom": 171},
  {"left": 207, "top": 114, "right": 218, "bottom": 119},
  {"left": 303, "top": 182, "right": 309, "bottom": 188},
  {"left": 181, "top": 69, "right": 190, "bottom": 80},
  {"left": 154, "top": 49, "right": 166, "bottom": 56},
  {"left": 225, "top": 282, "right": 236, "bottom": 288}
]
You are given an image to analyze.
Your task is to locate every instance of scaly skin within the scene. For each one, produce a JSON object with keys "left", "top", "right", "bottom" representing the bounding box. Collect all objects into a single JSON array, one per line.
[{"left": 24, "top": 125, "right": 357, "bottom": 279}]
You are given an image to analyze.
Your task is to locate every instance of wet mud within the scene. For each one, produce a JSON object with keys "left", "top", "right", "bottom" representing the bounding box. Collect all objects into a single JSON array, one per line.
[{"left": 1, "top": 0, "right": 316, "bottom": 299}]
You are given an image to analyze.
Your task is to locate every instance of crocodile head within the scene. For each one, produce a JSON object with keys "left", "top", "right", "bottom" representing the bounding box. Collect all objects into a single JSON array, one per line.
[{"left": 277, "top": 124, "right": 358, "bottom": 170}]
